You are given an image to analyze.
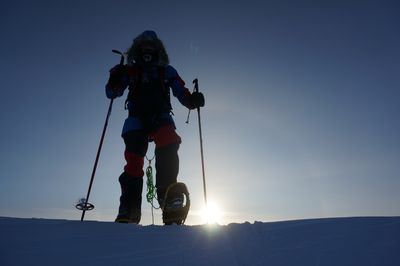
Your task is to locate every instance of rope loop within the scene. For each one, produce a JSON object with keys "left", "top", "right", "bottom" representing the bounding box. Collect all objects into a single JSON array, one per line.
[{"left": 145, "top": 157, "right": 160, "bottom": 210}]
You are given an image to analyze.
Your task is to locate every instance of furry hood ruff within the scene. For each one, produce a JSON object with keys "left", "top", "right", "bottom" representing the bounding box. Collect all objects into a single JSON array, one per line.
[{"left": 126, "top": 30, "right": 169, "bottom": 66}]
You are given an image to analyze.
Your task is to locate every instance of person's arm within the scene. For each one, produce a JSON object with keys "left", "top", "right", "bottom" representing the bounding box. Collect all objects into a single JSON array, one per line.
[{"left": 166, "top": 65, "right": 204, "bottom": 109}]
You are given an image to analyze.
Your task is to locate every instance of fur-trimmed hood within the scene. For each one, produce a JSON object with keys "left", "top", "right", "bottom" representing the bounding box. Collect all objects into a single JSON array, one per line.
[{"left": 126, "top": 30, "right": 169, "bottom": 66}]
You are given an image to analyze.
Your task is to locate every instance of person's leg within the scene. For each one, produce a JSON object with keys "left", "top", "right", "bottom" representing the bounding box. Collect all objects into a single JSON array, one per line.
[
  {"left": 150, "top": 124, "right": 182, "bottom": 207},
  {"left": 115, "top": 130, "right": 148, "bottom": 223}
]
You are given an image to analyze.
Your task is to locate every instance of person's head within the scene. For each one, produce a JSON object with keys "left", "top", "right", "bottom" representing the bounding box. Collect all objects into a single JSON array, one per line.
[{"left": 127, "top": 30, "right": 169, "bottom": 66}]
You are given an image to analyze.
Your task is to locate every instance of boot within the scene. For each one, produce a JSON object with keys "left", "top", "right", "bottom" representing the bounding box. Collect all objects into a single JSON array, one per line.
[
  {"left": 155, "top": 143, "right": 179, "bottom": 208},
  {"left": 115, "top": 172, "right": 143, "bottom": 224}
]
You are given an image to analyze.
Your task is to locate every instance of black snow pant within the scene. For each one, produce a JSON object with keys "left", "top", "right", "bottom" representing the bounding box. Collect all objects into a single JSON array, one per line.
[{"left": 118, "top": 123, "right": 182, "bottom": 219}]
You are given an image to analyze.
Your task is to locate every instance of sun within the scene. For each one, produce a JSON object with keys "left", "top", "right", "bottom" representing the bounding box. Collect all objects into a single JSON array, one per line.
[{"left": 201, "top": 201, "right": 222, "bottom": 224}]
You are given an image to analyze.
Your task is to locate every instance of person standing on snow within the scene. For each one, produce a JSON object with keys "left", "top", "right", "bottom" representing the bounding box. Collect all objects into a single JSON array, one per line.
[{"left": 105, "top": 30, "right": 204, "bottom": 224}]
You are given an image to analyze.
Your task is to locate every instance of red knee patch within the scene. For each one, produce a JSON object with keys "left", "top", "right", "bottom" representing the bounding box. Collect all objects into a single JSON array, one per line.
[
  {"left": 124, "top": 150, "right": 144, "bottom": 177},
  {"left": 150, "top": 125, "right": 182, "bottom": 148}
]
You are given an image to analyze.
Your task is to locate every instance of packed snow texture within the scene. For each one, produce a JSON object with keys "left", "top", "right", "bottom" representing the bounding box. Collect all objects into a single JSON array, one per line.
[{"left": 1, "top": 216, "right": 399, "bottom": 266}]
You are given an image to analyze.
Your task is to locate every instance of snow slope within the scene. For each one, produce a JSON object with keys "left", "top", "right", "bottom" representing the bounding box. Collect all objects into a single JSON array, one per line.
[{"left": 1, "top": 216, "right": 399, "bottom": 266}]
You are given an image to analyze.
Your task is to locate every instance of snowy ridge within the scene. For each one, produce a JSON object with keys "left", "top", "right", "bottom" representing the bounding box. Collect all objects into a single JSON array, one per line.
[{"left": 1, "top": 216, "right": 399, "bottom": 266}]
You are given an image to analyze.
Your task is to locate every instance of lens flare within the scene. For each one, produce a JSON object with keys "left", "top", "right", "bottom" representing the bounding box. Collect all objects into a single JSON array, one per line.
[{"left": 201, "top": 201, "right": 222, "bottom": 224}]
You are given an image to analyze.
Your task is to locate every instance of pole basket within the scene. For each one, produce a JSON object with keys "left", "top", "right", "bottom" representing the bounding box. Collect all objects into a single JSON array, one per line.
[{"left": 75, "top": 198, "right": 95, "bottom": 211}]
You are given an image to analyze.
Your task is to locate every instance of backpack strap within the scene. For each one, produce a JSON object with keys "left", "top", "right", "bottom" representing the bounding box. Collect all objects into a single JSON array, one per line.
[
  {"left": 124, "top": 65, "right": 141, "bottom": 109},
  {"left": 125, "top": 65, "right": 172, "bottom": 113},
  {"left": 158, "top": 66, "right": 172, "bottom": 112}
]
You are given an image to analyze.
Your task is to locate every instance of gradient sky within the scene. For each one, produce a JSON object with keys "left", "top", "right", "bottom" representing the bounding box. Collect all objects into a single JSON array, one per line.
[{"left": 1, "top": 0, "right": 399, "bottom": 225}]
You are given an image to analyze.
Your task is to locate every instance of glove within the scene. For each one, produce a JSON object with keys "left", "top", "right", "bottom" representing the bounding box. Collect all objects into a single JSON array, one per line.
[
  {"left": 190, "top": 92, "right": 205, "bottom": 109},
  {"left": 106, "top": 64, "right": 127, "bottom": 99},
  {"left": 107, "top": 64, "right": 127, "bottom": 87},
  {"left": 109, "top": 64, "right": 127, "bottom": 80}
]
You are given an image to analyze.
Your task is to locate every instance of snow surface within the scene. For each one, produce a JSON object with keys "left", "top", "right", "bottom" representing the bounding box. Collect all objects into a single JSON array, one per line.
[{"left": 1, "top": 217, "right": 399, "bottom": 266}]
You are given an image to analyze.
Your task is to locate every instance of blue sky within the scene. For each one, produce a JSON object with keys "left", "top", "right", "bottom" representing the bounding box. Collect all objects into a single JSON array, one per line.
[{"left": 0, "top": 0, "right": 399, "bottom": 225}]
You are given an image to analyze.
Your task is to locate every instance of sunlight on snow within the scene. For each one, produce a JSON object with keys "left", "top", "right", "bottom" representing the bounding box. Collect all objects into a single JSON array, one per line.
[{"left": 200, "top": 201, "right": 223, "bottom": 224}]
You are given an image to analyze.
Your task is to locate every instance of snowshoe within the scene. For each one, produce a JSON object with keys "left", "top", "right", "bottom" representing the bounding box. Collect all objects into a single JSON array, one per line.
[{"left": 161, "top": 182, "right": 190, "bottom": 225}]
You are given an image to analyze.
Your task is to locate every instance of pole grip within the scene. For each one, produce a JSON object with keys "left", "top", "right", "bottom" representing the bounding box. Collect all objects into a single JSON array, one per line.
[{"left": 193, "top": 78, "right": 199, "bottom": 93}]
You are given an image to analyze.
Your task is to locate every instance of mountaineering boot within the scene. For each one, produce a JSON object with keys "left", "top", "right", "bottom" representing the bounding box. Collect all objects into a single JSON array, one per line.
[
  {"left": 155, "top": 143, "right": 180, "bottom": 207},
  {"left": 153, "top": 144, "right": 190, "bottom": 224},
  {"left": 115, "top": 172, "right": 143, "bottom": 224}
]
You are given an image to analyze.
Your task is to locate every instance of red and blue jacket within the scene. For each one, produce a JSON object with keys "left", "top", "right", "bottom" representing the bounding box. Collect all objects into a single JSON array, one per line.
[{"left": 106, "top": 64, "right": 194, "bottom": 135}]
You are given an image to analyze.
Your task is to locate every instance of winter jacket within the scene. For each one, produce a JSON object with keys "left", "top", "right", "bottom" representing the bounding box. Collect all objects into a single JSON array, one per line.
[{"left": 105, "top": 64, "right": 193, "bottom": 135}]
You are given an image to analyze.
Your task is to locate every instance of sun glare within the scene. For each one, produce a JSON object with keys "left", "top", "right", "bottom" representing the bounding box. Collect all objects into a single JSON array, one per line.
[{"left": 201, "top": 201, "right": 222, "bottom": 224}]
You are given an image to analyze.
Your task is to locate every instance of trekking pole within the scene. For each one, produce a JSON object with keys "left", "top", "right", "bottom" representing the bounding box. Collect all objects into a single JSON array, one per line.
[
  {"left": 193, "top": 78, "right": 208, "bottom": 206},
  {"left": 77, "top": 50, "right": 124, "bottom": 221}
]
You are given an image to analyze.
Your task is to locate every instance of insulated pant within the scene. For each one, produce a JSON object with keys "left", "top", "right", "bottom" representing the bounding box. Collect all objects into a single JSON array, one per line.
[{"left": 122, "top": 124, "right": 182, "bottom": 203}]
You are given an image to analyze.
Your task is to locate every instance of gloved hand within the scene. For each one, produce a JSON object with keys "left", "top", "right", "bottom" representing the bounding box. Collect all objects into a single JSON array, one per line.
[
  {"left": 190, "top": 92, "right": 205, "bottom": 109},
  {"left": 109, "top": 64, "right": 127, "bottom": 81},
  {"left": 106, "top": 64, "right": 127, "bottom": 98}
]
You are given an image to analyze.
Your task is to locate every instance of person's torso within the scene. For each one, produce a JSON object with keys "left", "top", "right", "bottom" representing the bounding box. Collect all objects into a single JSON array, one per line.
[{"left": 125, "top": 65, "right": 171, "bottom": 117}]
